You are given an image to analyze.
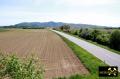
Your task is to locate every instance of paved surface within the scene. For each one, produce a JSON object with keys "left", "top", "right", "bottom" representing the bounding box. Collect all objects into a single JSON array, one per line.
[{"left": 52, "top": 30, "right": 120, "bottom": 72}]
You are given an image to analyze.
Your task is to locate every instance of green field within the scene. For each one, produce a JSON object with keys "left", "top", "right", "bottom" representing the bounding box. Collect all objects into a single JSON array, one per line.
[{"left": 0, "top": 28, "right": 9, "bottom": 32}]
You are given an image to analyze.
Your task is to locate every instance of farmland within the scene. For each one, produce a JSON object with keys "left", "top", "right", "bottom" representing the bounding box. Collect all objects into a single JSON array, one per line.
[
  {"left": 0, "top": 29, "right": 89, "bottom": 79},
  {"left": 0, "top": 28, "right": 9, "bottom": 32}
]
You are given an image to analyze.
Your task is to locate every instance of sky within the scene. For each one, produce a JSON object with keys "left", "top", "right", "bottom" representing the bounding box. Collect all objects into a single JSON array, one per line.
[{"left": 0, "top": 0, "right": 120, "bottom": 27}]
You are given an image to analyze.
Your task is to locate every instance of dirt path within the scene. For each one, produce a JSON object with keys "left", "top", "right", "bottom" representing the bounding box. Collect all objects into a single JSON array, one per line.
[{"left": 0, "top": 29, "right": 89, "bottom": 79}]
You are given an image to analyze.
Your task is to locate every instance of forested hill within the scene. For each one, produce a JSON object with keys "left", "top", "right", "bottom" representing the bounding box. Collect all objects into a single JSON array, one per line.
[{"left": 2, "top": 21, "right": 107, "bottom": 28}]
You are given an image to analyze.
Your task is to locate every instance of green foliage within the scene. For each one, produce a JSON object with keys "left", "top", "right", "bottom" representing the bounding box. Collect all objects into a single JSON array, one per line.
[
  {"left": 73, "top": 30, "right": 78, "bottom": 35},
  {"left": 0, "top": 29, "right": 8, "bottom": 32},
  {"left": 77, "top": 29, "right": 83, "bottom": 36},
  {"left": 80, "top": 29, "right": 93, "bottom": 40},
  {"left": 67, "top": 29, "right": 120, "bottom": 51},
  {"left": 57, "top": 36, "right": 120, "bottom": 79},
  {"left": 56, "top": 74, "right": 120, "bottom": 79},
  {"left": 91, "top": 29, "right": 101, "bottom": 41},
  {"left": 0, "top": 54, "right": 44, "bottom": 79},
  {"left": 96, "top": 34, "right": 110, "bottom": 45},
  {"left": 110, "top": 30, "right": 120, "bottom": 50},
  {"left": 61, "top": 36, "right": 106, "bottom": 74},
  {"left": 59, "top": 25, "right": 70, "bottom": 32},
  {"left": 79, "top": 29, "right": 83, "bottom": 33},
  {"left": 59, "top": 26, "right": 64, "bottom": 30},
  {"left": 62, "top": 29, "right": 120, "bottom": 54},
  {"left": 22, "top": 27, "right": 45, "bottom": 29}
]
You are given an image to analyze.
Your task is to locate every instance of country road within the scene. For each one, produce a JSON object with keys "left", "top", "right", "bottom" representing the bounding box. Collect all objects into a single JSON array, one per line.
[{"left": 52, "top": 30, "right": 120, "bottom": 72}]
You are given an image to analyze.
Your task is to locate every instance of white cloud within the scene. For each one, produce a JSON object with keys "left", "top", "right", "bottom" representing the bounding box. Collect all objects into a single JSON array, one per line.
[
  {"left": 0, "top": 0, "right": 120, "bottom": 27},
  {"left": 0, "top": 11, "right": 119, "bottom": 26},
  {"left": 58, "top": 0, "right": 118, "bottom": 6}
]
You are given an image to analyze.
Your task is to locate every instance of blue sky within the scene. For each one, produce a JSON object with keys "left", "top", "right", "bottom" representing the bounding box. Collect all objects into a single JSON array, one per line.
[{"left": 0, "top": 0, "right": 120, "bottom": 27}]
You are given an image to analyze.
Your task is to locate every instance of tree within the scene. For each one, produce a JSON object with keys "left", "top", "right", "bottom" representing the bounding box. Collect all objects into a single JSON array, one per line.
[
  {"left": 78, "top": 28, "right": 83, "bottom": 37},
  {"left": 80, "top": 28, "right": 93, "bottom": 40},
  {"left": 91, "top": 29, "right": 101, "bottom": 41},
  {"left": 59, "top": 24, "right": 70, "bottom": 32},
  {"left": 110, "top": 30, "right": 120, "bottom": 50},
  {"left": 96, "top": 34, "right": 110, "bottom": 45},
  {"left": 59, "top": 26, "right": 64, "bottom": 30},
  {"left": 79, "top": 28, "right": 83, "bottom": 33},
  {"left": 63, "top": 24, "right": 70, "bottom": 32},
  {"left": 73, "top": 30, "right": 78, "bottom": 35}
]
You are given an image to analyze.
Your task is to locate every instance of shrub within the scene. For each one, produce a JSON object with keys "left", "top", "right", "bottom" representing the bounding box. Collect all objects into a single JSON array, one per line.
[
  {"left": 79, "top": 29, "right": 83, "bottom": 34},
  {"left": 78, "top": 29, "right": 83, "bottom": 37},
  {"left": 80, "top": 29, "right": 93, "bottom": 40},
  {"left": 96, "top": 34, "right": 110, "bottom": 45},
  {"left": 0, "top": 54, "right": 44, "bottom": 79},
  {"left": 73, "top": 30, "right": 78, "bottom": 35},
  {"left": 59, "top": 25, "right": 71, "bottom": 32},
  {"left": 91, "top": 30, "right": 101, "bottom": 41},
  {"left": 110, "top": 30, "right": 120, "bottom": 50},
  {"left": 59, "top": 26, "right": 64, "bottom": 30}
]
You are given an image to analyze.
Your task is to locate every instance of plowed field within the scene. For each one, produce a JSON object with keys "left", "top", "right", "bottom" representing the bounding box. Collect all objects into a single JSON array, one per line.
[{"left": 0, "top": 29, "right": 89, "bottom": 79}]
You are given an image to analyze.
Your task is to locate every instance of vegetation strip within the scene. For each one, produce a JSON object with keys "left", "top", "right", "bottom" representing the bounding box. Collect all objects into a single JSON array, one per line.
[
  {"left": 55, "top": 25, "right": 120, "bottom": 53},
  {"left": 64, "top": 31, "right": 120, "bottom": 55},
  {"left": 57, "top": 34, "right": 120, "bottom": 79},
  {"left": 0, "top": 28, "right": 9, "bottom": 32},
  {"left": 0, "top": 54, "right": 44, "bottom": 79}
]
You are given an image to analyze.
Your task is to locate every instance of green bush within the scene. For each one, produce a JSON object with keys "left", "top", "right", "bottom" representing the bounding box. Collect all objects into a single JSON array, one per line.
[
  {"left": 78, "top": 29, "right": 83, "bottom": 36},
  {"left": 66, "top": 29, "right": 120, "bottom": 51},
  {"left": 0, "top": 54, "right": 44, "bottom": 79},
  {"left": 79, "top": 29, "right": 93, "bottom": 40},
  {"left": 73, "top": 30, "right": 78, "bottom": 35},
  {"left": 96, "top": 34, "right": 110, "bottom": 45},
  {"left": 110, "top": 30, "right": 120, "bottom": 50},
  {"left": 91, "top": 30, "right": 101, "bottom": 41},
  {"left": 59, "top": 25, "right": 71, "bottom": 32}
]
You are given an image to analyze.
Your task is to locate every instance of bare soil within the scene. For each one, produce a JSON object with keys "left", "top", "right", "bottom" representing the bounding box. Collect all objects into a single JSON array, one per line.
[{"left": 0, "top": 29, "right": 89, "bottom": 79}]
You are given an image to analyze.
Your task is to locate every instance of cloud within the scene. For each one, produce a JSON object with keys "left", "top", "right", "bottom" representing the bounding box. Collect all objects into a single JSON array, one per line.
[
  {"left": 58, "top": 0, "right": 118, "bottom": 6},
  {"left": 0, "top": 10, "right": 119, "bottom": 26},
  {"left": 0, "top": 0, "right": 120, "bottom": 26}
]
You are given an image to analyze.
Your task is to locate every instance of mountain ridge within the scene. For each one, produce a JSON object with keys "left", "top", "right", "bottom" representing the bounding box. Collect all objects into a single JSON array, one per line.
[{"left": 4, "top": 21, "right": 108, "bottom": 28}]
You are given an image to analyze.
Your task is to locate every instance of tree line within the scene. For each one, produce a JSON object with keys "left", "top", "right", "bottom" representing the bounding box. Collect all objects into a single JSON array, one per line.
[{"left": 56, "top": 25, "right": 120, "bottom": 51}]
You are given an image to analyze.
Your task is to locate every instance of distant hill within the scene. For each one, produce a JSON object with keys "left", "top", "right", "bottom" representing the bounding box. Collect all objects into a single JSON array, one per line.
[
  {"left": 14, "top": 21, "right": 65, "bottom": 28},
  {"left": 3, "top": 21, "right": 107, "bottom": 29}
]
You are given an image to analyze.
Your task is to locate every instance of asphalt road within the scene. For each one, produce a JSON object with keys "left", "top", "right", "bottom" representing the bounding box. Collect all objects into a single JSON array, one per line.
[{"left": 52, "top": 30, "right": 120, "bottom": 72}]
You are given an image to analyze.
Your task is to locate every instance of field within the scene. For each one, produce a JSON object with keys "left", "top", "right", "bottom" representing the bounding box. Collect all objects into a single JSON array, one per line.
[
  {"left": 0, "top": 28, "right": 9, "bottom": 32},
  {"left": 0, "top": 29, "right": 89, "bottom": 79}
]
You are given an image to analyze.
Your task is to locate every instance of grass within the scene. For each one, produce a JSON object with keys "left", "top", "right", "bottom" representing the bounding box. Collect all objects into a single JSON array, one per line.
[
  {"left": 0, "top": 28, "right": 9, "bottom": 32},
  {"left": 60, "top": 35, "right": 107, "bottom": 73},
  {"left": 56, "top": 34, "right": 120, "bottom": 79}
]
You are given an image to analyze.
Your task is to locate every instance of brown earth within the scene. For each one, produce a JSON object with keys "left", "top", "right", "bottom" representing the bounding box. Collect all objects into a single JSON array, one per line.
[{"left": 0, "top": 29, "right": 89, "bottom": 79}]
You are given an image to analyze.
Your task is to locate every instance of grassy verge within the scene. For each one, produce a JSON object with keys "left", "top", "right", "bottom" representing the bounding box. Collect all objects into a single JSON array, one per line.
[
  {"left": 56, "top": 34, "right": 120, "bottom": 79},
  {"left": 59, "top": 30, "right": 120, "bottom": 55}
]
